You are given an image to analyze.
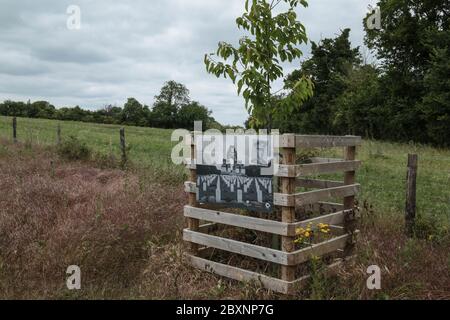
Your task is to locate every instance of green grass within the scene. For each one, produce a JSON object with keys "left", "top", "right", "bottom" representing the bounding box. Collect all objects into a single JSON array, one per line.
[
  {"left": 0, "top": 116, "right": 185, "bottom": 182},
  {"left": 1, "top": 116, "right": 449, "bottom": 224}
]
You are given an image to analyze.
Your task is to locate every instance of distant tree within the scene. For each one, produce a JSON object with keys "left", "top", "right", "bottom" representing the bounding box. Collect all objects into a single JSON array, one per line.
[
  {"left": 0, "top": 83, "right": 223, "bottom": 130},
  {"left": 121, "top": 98, "right": 146, "bottom": 126},
  {"left": 177, "top": 101, "right": 212, "bottom": 130},
  {"left": 151, "top": 81, "right": 191, "bottom": 128},
  {"left": 31, "top": 101, "right": 55, "bottom": 119},
  {"left": 204, "top": 0, "right": 313, "bottom": 129},
  {"left": 0, "top": 100, "right": 26, "bottom": 116},
  {"left": 154, "top": 80, "right": 190, "bottom": 107}
]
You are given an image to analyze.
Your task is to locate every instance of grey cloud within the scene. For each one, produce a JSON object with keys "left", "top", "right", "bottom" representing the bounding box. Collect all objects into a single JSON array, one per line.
[{"left": 0, "top": 0, "right": 377, "bottom": 125}]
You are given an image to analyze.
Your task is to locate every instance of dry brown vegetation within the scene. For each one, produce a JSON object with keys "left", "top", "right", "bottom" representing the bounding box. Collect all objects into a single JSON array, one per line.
[{"left": 0, "top": 140, "right": 448, "bottom": 299}]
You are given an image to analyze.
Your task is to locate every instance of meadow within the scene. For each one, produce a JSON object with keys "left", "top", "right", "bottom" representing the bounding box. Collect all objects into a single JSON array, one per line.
[
  {"left": 0, "top": 115, "right": 448, "bottom": 299},
  {"left": 1, "top": 116, "right": 448, "bottom": 223}
]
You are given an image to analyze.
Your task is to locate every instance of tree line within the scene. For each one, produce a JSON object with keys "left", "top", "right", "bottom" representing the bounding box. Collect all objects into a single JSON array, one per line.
[
  {"left": 0, "top": 81, "right": 222, "bottom": 131},
  {"left": 258, "top": 0, "right": 449, "bottom": 147}
]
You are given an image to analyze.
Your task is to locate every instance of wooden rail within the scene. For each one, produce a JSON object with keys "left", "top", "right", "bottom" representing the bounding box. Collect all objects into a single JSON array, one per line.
[
  {"left": 183, "top": 229, "right": 355, "bottom": 266},
  {"left": 183, "top": 133, "right": 361, "bottom": 294},
  {"left": 183, "top": 229, "right": 289, "bottom": 265},
  {"left": 187, "top": 254, "right": 355, "bottom": 295},
  {"left": 280, "top": 135, "right": 362, "bottom": 148},
  {"left": 184, "top": 206, "right": 290, "bottom": 236},
  {"left": 276, "top": 160, "right": 361, "bottom": 177},
  {"left": 274, "top": 184, "right": 360, "bottom": 207},
  {"left": 297, "top": 178, "right": 344, "bottom": 189},
  {"left": 186, "top": 206, "right": 351, "bottom": 238}
]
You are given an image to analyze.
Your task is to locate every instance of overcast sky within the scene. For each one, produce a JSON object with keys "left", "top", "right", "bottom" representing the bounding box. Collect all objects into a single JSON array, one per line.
[{"left": 0, "top": 0, "right": 377, "bottom": 126}]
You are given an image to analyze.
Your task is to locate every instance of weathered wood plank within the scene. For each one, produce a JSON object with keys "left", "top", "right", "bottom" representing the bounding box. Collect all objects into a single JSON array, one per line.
[
  {"left": 300, "top": 202, "right": 345, "bottom": 215},
  {"left": 288, "top": 210, "right": 349, "bottom": 234},
  {"left": 295, "top": 184, "right": 360, "bottom": 206},
  {"left": 183, "top": 229, "right": 289, "bottom": 265},
  {"left": 273, "top": 193, "right": 296, "bottom": 207},
  {"left": 280, "top": 144, "right": 297, "bottom": 281},
  {"left": 279, "top": 134, "right": 296, "bottom": 148},
  {"left": 289, "top": 234, "right": 352, "bottom": 265},
  {"left": 274, "top": 184, "right": 360, "bottom": 207},
  {"left": 296, "top": 161, "right": 361, "bottom": 175},
  {"left": 275, "top": 164, "right": 297, "bottom": 177},
  {"left": 316, "top": 202, "right": 344, "bottom": 212},
  {"left": 343, "top": 145, "right": 357, "bottom": 256},
  {"left": 187, "top": 255, "right": 292, "bottom": 294},
  {"left": 309, "top": 157, "right": 345, "bottom": 163},
  {"left": 329, "top": 225, "right": 345, "bottom": 236},
  {"left": 187, "top": 246, "right": 359, "bottom": 294},
  {"left": 295, "top": 135, "right": 362, "bottom": 148},
  {"left": 120, "top": 128, "right": 126, "bottom": 166},
  {"left": 276, "top": 160, "right": 361, "bottom": 177},
  {"left": 297, "top": 178, "right": 344, "bottom": 189},
  {"left": 184, "top": 206, "right": 290, "bottom": 236},
  {"left": 187, "top": 133, "right": 199, "bottom": 255}
]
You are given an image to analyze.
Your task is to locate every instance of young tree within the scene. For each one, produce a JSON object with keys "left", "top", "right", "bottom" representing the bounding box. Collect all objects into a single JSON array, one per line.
[
  {"left": 204, "top": 0, "right": 313, "bottom": 129},
  {"left": 275, "top": 29, "right": 362, "bottom": 134}
]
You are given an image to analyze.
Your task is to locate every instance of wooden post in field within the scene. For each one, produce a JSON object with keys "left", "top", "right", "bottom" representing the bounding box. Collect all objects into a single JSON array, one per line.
[
  {"left": 280, "top": 134, "right": 296, "bottom": 282},
  {"left": 343, "top": 142, "right": 357, "bottom": 257},
  {"left": 57, "top": 124, "right": 61, "bottom": 145},
  {"left": 120, "top": 128, "right": 126, "bottom": 168},
  {"left": 405, "top": 154, "right": 418, "bottom": 237},
  {"left": 187, "top": 132, "right": 199, "bottom": 255},
  {"left": 12, "top": 117, "right": 17, "bottom": 143}
]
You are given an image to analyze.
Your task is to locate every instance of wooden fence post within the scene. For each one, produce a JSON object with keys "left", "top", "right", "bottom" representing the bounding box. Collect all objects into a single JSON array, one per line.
[
  {"left": 280, "top": 134, "right": 296, "bottom": 282},
  {"left": 343, "top": 144, "right": 357, "bottom": 257},
  {"left": 187, "top": 133, "right": 199, "bottom": 255},
  {"left": 57, "top": 124, "right": 61, "bottom": 145},
  {"left": 12, "top": 117, "right": 17, "bottom": 143},
  {"left": 405, "top": 154, "right": 418, "bottom": 237},
  {"left": 120, "top": 128, "right": 126, "bottom": 167}
]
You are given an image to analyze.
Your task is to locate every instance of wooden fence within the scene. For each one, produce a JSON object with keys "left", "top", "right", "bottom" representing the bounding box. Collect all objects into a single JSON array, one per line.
[{"left": 183, "top": 134, "right": 362, "bottom": 294}]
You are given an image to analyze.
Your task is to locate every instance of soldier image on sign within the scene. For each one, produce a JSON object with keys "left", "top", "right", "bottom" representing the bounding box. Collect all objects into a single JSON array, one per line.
[{"left": 196, "top": 136, "right": 274, "bottom": 213}]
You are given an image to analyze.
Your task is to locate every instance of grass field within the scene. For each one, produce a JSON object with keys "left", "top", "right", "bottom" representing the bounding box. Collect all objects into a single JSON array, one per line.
[
  {"left": 0, "top": 116, "right": 449, "bottom": 299},
  {"left": 1, "top": 116, "right": 449, "bottom": 223}
]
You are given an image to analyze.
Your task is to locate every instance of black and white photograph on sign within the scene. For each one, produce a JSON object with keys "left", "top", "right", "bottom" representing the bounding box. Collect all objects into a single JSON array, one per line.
[{"left": 196, "top": 136, "right": 274, "bottom": 213}]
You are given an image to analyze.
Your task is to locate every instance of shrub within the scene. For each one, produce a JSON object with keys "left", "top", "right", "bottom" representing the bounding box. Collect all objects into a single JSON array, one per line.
[
  {"left": 413, "top": 214, "right": 449, "bottom": 244},
  {"left": 57, "top": 135, "right": 91, "bottom": 161}
]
